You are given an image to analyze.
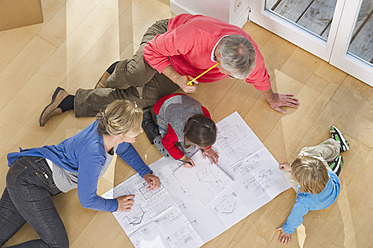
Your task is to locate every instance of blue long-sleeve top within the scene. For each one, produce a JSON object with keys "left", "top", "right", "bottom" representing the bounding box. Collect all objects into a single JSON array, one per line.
[
  {"left": 282, "top": 170, "right": 340, "bottom": 234},
  {"left": 7, "top": 121, "right": 152, "bottom": 213}
]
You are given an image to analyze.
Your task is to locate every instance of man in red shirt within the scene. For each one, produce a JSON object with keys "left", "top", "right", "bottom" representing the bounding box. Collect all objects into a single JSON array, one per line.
[{"left": 39, "top": 14, "right": 299, "bottom": 127}]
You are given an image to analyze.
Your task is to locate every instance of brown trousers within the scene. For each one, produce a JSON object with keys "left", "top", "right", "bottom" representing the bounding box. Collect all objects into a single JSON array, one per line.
[{"left": 74, "top": 19, "right": 179, "bottom": 117}]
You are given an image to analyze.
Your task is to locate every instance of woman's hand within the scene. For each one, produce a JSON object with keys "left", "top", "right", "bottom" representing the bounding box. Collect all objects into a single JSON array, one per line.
[
  {"left": 279, "top": 162, "right": 291, "bottom": 172},
  {"left": 116, "top": 195, "right": 135, "bottom": 212},
  {"left": 180, "top": 155, "right": 195, "bottom": 168},
  {"left": 143, "top": 173, "right": 161, "bottom": 190},
  {"left": 202, "top": 148, "right": 219, "bottom": 164},
  {"left": 276, "top": 227, "right": 292, "bottom": 244}
]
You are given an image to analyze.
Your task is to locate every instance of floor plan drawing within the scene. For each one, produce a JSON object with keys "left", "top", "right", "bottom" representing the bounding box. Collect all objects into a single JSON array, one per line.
[
  {"left": 139, "top": 183, "right": 164, "bottom": 200},
  {"left": 126, "top": 206, "right": 145, "bottom": 226},
  {"left": 174, "top": 151, "right": 233, "bottom": 205},
  {"left": 105, "top": 112, "right": 290, "bottom": 247},
  {"left": 214, "top": 193, "right": 238, "bottom": 215}
]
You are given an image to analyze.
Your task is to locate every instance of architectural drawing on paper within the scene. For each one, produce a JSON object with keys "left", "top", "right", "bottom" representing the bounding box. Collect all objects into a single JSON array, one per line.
[
  {"left": 166, "top": 225, "right": 198, "bottom": 246},
  {"left": 214, "top": 193, "right": 238, "bottom": 215},
  {"left": 105, "top": 112, "right": 290, "bottom": 248},
  {"left": 234, "top": 154, "right": 260, "bottom": 176},
  {"left": 174, "top": 151, "right": 233, "bottom": 205},
  {"left": 139, "top": 183, "right": 164, "bottom": 200},
  {"left": 141, "top": 227, "right": 150, "bottom": 235},
  {"left": 244, "top": 177, "right": 266, "bottom": 196},
  {"left": 196, "top": 166, "right": 231, "bottom": 198},
  {"left": 197, "top": 167, "right": 224, "bottom": 184},
  {"left": 170, "top": 161, "right": 182, "bottom": 172},
  {"left": 256, "top": 169, "right": 275, "bottom": 191},
  {"left": 126, "top": 206, "right": 145, "bottom": 226},
  {"left": 258, "top": 169, "right": 274, "bottom": 180}
]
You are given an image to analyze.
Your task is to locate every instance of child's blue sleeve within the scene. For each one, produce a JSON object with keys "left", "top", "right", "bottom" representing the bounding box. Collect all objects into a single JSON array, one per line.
[
  {"left": 116, "top": 142, "right": 152, "bottom": 177},
  {"left": 282, "top": 202, "right": 310, "bottom": 234}
]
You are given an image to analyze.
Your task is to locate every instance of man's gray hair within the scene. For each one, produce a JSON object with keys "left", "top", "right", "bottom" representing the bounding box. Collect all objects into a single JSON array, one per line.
[{"left": 218, "top": 34, "right": 256, "bottom": 79}]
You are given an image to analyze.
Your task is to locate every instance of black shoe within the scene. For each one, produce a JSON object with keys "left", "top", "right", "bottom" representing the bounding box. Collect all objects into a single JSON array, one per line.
[{"left": 142, "top": 108, "right": 160, "bottom": 144}]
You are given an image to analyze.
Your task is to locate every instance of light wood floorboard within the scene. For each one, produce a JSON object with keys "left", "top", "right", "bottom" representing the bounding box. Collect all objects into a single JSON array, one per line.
[{"left": 1, "top": 0, "right": 372, "bottom": 247}]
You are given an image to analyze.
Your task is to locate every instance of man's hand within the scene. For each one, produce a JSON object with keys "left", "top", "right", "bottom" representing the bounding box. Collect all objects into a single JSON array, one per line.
[
  {"left": 162, "top": 65, "right": 197, "bottom": 93},
  {"left": 202, "top": 148, "right": 219, "bottom": 164},
  {"left": 263, "top": 88, "right": 299, "bottom": 114},
  {"left": 276, "top": 227, "right": 292, "bottom": 244},
  {"left": 177, "top": 77, "right": 198, "bottom": 93},
  {"left": 279, "top": 162, "right": 291, "bottom": 172},
  {"left": 116, "top": 195, "right": 135, "bottom": 212},
  {"left": 143, "top": 173, "right": 161, "bottom": 190},
  {"left": 180, "top": 155, "right": 195, "bottom": 168},
  {"left": 268, "top": 93, "right": 299, "bottom": 113}
]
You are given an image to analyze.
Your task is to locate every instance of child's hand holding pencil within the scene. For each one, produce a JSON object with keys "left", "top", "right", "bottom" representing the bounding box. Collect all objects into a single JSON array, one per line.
[{"left": 178, "top": 155, "right": 195, "bottom": 168}]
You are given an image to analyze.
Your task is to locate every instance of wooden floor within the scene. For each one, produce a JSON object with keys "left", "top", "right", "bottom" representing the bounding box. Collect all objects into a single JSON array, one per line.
[
  {"left": 266, "top": 0, "right": 373, "bottom": 63},
  {"left": 1, "top": 0, "right": 373, "bottom": 247}
]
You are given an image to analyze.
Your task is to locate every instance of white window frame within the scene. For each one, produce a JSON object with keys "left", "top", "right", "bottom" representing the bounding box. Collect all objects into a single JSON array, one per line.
[
  {"left": 330, "top": 0, "right": 373, "bottom": 86},
  {"left": 248, "top": 0, "right": 373, "bottom": 87}
]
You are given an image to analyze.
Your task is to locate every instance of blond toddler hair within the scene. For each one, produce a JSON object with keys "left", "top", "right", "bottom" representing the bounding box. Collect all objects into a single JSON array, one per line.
[{"left": 291, "top": 156, "right": 329, "bottom": 194}]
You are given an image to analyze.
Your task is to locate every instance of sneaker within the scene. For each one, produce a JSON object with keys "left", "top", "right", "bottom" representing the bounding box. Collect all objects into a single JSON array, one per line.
[
  {"left": 329, "top": 155, "right": 343, "bottom": 176},
  {"left": 330, "top": 126, "right": 350, "bottom": 152},
  {"left": 142, "top": 108, "right": 161, "bottom": 144}
]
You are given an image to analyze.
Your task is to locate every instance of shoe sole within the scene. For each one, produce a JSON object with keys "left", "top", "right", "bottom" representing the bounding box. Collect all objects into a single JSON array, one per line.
[
  {"left": 39, "top": 87, "right": 65, "bottom": 127},
  {"left": 330, "top": 126, "right": 350, "bottom": 151}
]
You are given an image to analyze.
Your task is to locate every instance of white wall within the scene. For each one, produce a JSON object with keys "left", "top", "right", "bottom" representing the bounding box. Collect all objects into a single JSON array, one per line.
[{"left": 171, "top": 0, "right": 250, "bottom": 27}]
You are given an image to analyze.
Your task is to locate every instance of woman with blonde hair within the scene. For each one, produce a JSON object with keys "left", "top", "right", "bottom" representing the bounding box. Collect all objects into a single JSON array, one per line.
[{"left": 0, "top": 99, "right": 159, "bottom": 247}]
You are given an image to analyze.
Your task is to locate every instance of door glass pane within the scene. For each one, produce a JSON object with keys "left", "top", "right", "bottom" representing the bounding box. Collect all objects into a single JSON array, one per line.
[
  {"left": 347, "top": 0, "right": 373, "bottom": 65},
  {"left": 265, "top": 0, "right": 338, "bottom": 41}
]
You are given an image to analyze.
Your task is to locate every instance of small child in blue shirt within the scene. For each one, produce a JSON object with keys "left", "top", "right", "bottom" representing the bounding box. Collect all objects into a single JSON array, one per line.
[{"left": 276, "top": 126, "right": 350, "bottom": 244}]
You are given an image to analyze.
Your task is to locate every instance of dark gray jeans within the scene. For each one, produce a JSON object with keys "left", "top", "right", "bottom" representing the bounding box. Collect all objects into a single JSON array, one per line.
[
  {"left": 74, "top": 19, "right": 180, "bottom": 117},
  {"left": 0, "top": 156, "right": 67, "bottom": 248}
]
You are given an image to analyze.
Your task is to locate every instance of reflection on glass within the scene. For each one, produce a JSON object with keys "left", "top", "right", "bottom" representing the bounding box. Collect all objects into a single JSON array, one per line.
[
  {"left": 265, "top": 0, "right": 337, "bottom": 40},
  {"left": 347, "top": 0, "right": 373, "bottom": 65}
]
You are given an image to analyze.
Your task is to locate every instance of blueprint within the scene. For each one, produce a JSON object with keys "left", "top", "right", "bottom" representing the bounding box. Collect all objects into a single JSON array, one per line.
[{"left": 104, "top": 112, "right": 290, "bottom": 247}]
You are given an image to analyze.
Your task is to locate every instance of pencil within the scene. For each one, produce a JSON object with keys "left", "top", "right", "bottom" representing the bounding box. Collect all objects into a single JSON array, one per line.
[
  {"left": 187, "top": 62, "right": 219, "bottom": 86},
  {"left": 177, "top": 159, "right": 192, "bottom": 165}
]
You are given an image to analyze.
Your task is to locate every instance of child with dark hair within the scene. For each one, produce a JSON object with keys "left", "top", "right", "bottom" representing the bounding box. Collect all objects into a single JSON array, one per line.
[
  {"left": 276, "top": 126, "right": 350, "bottom": 244},
  {"left": 142, "top": 94, "right": 218, "bottom": 167}
]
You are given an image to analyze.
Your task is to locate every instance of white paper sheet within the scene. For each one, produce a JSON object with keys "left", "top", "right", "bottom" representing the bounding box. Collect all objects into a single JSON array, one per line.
[
  {"left": 174, "top": 150, "right": 233, "bottom": 205},
  {"left": 104, "top": 112, "right": 290, "bottom": 247},
  {"left": 102, "top": 174, "right": 176, "bottom": 235}
]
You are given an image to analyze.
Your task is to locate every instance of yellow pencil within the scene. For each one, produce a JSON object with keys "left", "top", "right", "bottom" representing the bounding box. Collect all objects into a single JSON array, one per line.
[{"left": 187, "top": 62, "right": 219, "bottom": 86}]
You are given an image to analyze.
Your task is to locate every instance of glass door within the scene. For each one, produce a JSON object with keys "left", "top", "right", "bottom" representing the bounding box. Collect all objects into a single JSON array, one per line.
[
  {"left": 249, "top": 0, "right": 345, "bottom": 61},
  {"left": 249, "top": 0, "right": 373, "bottom": 87},
  {"left": 330, "top": 0, "right": 373, "bottom": 86}
]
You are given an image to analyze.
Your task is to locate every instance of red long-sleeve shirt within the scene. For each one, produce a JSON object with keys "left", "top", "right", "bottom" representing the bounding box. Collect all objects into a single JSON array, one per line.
[{"left": 143, "top": 14, "right": 271, "bottom": 91}]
